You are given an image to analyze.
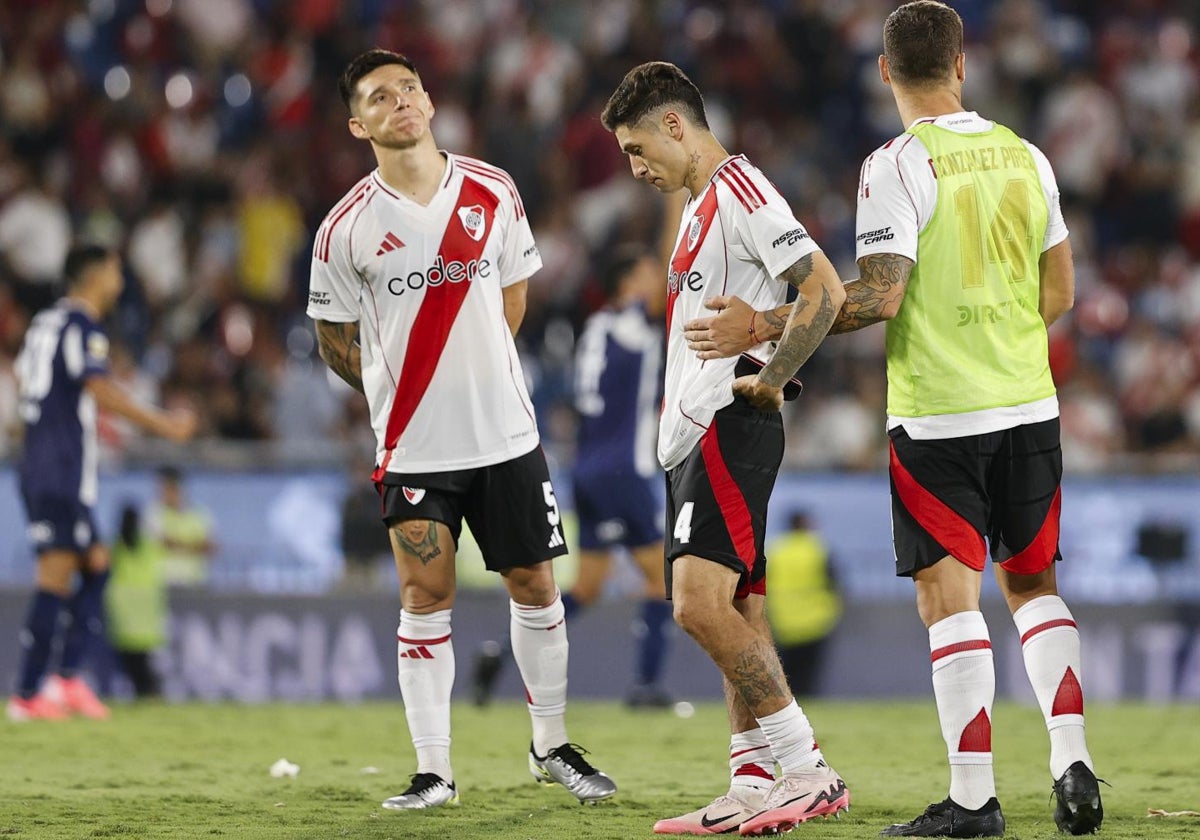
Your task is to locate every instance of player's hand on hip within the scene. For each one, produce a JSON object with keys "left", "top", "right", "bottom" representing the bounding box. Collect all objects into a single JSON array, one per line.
[
  {"left": 162, "top": 408, "right": 198, "bottom": 443},
  {"left": 683, "top": 295, "right": 756, "bottom": 360},
  {"left": 732, "top": 375, "right": 783, "bottom": 412}
]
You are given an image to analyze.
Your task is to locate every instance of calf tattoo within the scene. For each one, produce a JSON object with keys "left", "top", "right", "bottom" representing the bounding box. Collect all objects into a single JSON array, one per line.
[{"left": 729, "top": 638, "right": 791, "bottom": 710}]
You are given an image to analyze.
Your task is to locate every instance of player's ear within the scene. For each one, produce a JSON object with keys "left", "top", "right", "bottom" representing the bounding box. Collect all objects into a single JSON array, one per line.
[
  {"left": 663, "top": 110, "right": 683, "bottom": 141},
  {"left": 348, "top": 115, "right": 370, "bottom": 140},
  {"left": 955, "top": 52, "right": 965, "bottom": 84},
  {"left": 878, "top": 55, "right": 891, "bottom": 86}
]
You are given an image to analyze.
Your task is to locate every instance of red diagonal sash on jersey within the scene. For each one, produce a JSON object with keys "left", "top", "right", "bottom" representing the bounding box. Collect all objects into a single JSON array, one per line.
[
  {"left": 667, "top": 185, "right": 720, "bottom": 338},
  {"left": 373, "top": 179, "right": 500, "bottom": 481}
]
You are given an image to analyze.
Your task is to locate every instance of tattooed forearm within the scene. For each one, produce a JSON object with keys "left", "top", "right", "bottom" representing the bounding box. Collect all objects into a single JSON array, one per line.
[
  {"left": 314, "top": 320, "right": 364, "bottom": 393},
  {"left": 727, "top": 638, "right": 792, "bottom": 712},
  {"left": 759, "top": 284, "right": 838, "bottom": 388},
  {"left": 829, "top": 253, "right": 914, "bottom": 334},
  {"left": 392, "top": 521, "right": 443, "bottom": 566},
  {"left": 761, "top": 305, "right": 790, "bottom": 338},
  {"left": 754, "top": 255, "right": 815, "bottom": 345}
]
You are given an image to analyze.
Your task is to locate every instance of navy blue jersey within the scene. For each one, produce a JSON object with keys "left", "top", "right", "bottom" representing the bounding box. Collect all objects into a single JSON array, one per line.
[
  {"left": 574, "top": 302, "right": 663, "bottom": 481},
  {"left": 15, "top": 302, "right": 110, "bottom": 505}
]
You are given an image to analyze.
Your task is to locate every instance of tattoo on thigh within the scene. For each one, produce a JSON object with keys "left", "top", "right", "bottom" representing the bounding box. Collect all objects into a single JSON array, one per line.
[
  {"left": 729, "top": 639, "right": 791, "bottom": 709},
  {"left": 393, "top": 520, "right": 442, "bottom": 566}
]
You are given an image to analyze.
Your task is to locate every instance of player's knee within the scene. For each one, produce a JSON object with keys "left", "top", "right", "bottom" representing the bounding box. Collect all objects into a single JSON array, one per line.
[
  {"left": 400, "top": 582, "right": 454, "bottom": 612},
  {"left": 672, "top": 595, "right": 719, "bottom": 642},
  {"left": 35, "top": 551, "right": 78, "bottom": 595},
  {"left": 502, "top": 563, "right": 558, "bottom": 606}
]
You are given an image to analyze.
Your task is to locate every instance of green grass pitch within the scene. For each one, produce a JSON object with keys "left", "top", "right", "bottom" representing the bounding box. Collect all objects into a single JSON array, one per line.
[{"left": 1, "top": 700, "right": 1196, "bottom": 838}]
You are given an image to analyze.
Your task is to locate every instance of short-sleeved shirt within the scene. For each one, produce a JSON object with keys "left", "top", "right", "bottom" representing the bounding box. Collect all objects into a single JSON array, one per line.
[
  {"left": 573, "top": 300, "right": 664, "bottom": 549},
  {"left": 660, "top": 155, "right": 820, "bottom": 470},
  {"left": 855, "top": 112, "right": 1068, "bottom": 440},
  {"left": 574, "top": 301, "right": 662, "bottom": 481},
  {"left": 16, "top": 301, "right": 109, "bottom": 505},
  {"left": 307, "top": 154, "right": 543, "bottom": 475}
]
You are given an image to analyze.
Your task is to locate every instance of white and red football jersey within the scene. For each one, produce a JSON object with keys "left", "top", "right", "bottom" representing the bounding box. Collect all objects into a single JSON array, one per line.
[
  {"left": 307, "top": 153, "right": 543, "bottom": 475},
  {"left": 659, "top": 155, "right": 821, "bottom": 470}
]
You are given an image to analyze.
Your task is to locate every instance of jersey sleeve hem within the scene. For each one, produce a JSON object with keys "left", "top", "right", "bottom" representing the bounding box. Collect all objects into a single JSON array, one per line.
[
  {"left": 855, "top": 242, "right": 919, "bottom": 263},
  {"left": 306, "top": 307, "right": 359, "bottom": 323},
  {"left": 1041, "top": 228, "right": 1069, "bottom": 253},
  {"left": 763, "top": 237, "right": 820, "bottom": 285},
  {"left": 500, "top": 256, "right": 542, "bottom": 287}
]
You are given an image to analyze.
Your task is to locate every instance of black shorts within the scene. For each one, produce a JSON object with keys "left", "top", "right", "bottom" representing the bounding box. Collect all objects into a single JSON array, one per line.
[
  {"left": 665, "top": 398, "right": 784, "bottom": 599},
  {"left": 377, "top": 446, "right": 568, "bottom": 573},
  {"left": 888, "top": 417, "right": 1063, "bottom": 577}
]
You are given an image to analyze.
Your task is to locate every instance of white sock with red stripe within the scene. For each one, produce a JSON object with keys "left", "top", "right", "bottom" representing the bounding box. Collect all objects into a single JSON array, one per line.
[
  {"left": 511, "top": 592, "right": 569, "bottom": 756},
  {"left": 1013, "top": 595, "right": 1093, "bottom": 778},
  {"left": 755, "top": 700, "right": 822, "bottom": 774},
  {"left": 728, "top": 728, "right": 775, "bottom": 798},
  {"left": 929, "top": 611, "right": 996, "bottom": 810},
  {"left": 396, "top": 609, "right": 454, "bottom": 781}
]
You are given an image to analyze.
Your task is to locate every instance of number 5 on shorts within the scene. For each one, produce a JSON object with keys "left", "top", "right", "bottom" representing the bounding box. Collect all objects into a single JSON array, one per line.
[{"left": 673, "top": 501, "right": 694, "bottom": 544}]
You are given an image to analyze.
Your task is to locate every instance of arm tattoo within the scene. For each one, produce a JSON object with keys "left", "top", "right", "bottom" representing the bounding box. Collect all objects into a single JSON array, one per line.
[
  {"left": 393, "top": 522, "right": 443, "bottom": 566},
  {"left": 829, "top": 253, "right": 914, "bottom": 334},
  {"left": 762, "top": 305, "right": 790, "bottom": 336},
  {"left": 727, "top": 637, "right": 792, "bottom": 710},
  {"left": 314, "top": 320, "right": 364, "bottom": 393},
  {"left": 758, "top": 255, "right": 838, "bottom": 388},
  {"left": 780, "top": 253, "right": 815, "bottom": 290}
]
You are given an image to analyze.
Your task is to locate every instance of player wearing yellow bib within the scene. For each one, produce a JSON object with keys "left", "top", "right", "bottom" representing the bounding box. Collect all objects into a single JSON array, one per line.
[{"left": 680, "top": 3, "right": 1102, "bottom": 836}]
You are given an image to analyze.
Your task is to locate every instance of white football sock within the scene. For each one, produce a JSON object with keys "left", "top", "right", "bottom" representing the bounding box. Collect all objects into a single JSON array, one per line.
[
  {"left": 511, "top": 591, "right": 569, "bottom": 755},
  {"left": 755, "top": 700, "right": 822, "bottom": 774},
  {"left": 930, "top": 611, "right": 996, "bottom": 810},
  {"left": 397, "top": 609, "right": 454, "bottom": 781},
  {"left": 1013, "top": 595, "right": 1093, "bottom": 778},
  {"left": 729, "top": 728, "right": 775, "bottom": 798}
]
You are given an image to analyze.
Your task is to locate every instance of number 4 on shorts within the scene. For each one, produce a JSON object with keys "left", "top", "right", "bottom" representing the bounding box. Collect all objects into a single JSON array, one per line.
[{"left": 673, "top": 501, "right": 694, "bottom": 544}]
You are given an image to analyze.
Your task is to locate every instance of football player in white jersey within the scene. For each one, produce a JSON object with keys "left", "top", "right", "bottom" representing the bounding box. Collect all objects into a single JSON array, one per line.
[
  {"left": 307, "top": 49, "right": 615, "bottom": 811},
  {"left": 601, "top": 61, "right": 850, "bottom": 836},
  {"left": 680, "top": 3, "right": 1101, "bottom": 836}
]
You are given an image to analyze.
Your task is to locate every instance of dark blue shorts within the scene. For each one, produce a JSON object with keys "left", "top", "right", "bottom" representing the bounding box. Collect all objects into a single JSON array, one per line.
[
  {"left": 22, "top": 493, "right": 99, "bottom": 555},
  {"left": 572, "top": 469, "right": 663, "bottom": 551}
]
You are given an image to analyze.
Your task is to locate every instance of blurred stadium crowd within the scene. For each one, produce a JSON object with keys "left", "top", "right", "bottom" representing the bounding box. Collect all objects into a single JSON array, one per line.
[{"left": 1, "top": 0, "right": 1199, "bottom": 474}]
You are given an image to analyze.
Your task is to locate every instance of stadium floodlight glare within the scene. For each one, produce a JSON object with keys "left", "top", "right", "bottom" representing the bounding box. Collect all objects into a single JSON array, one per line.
[
  {"left": 224, "top": 74, "right": 252, "bottom": 108},
  {"left": 104, "top": 66, "right": 131, "bottom": 101},
  {"left": 165, "top": 73, "right": 193, "bottom": 109}
]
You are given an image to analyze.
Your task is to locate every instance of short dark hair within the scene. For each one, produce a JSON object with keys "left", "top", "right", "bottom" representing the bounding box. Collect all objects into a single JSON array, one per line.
[
  {"left": 63, "top": 243, "right": 114, "bottom": 289},
  {"left": 883, "top": 1, "right": 963, "bottom": 87},
  {"left": 338, "top": 49, "right": 419, "bottom": 111},
  {"left": 601, "top": 62, "right": 708, "bottom": 132}
]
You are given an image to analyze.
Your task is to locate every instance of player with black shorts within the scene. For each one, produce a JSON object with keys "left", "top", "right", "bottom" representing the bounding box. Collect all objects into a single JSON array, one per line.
[
  {"left": 603, "top": 62, "right": 851, "bottom": 836},
  {"left": 308, "top": 49, "right": 615, "bottom": 812},
  {"left": 681, "top": 4, "right": 1102, "bottom": 835}
]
